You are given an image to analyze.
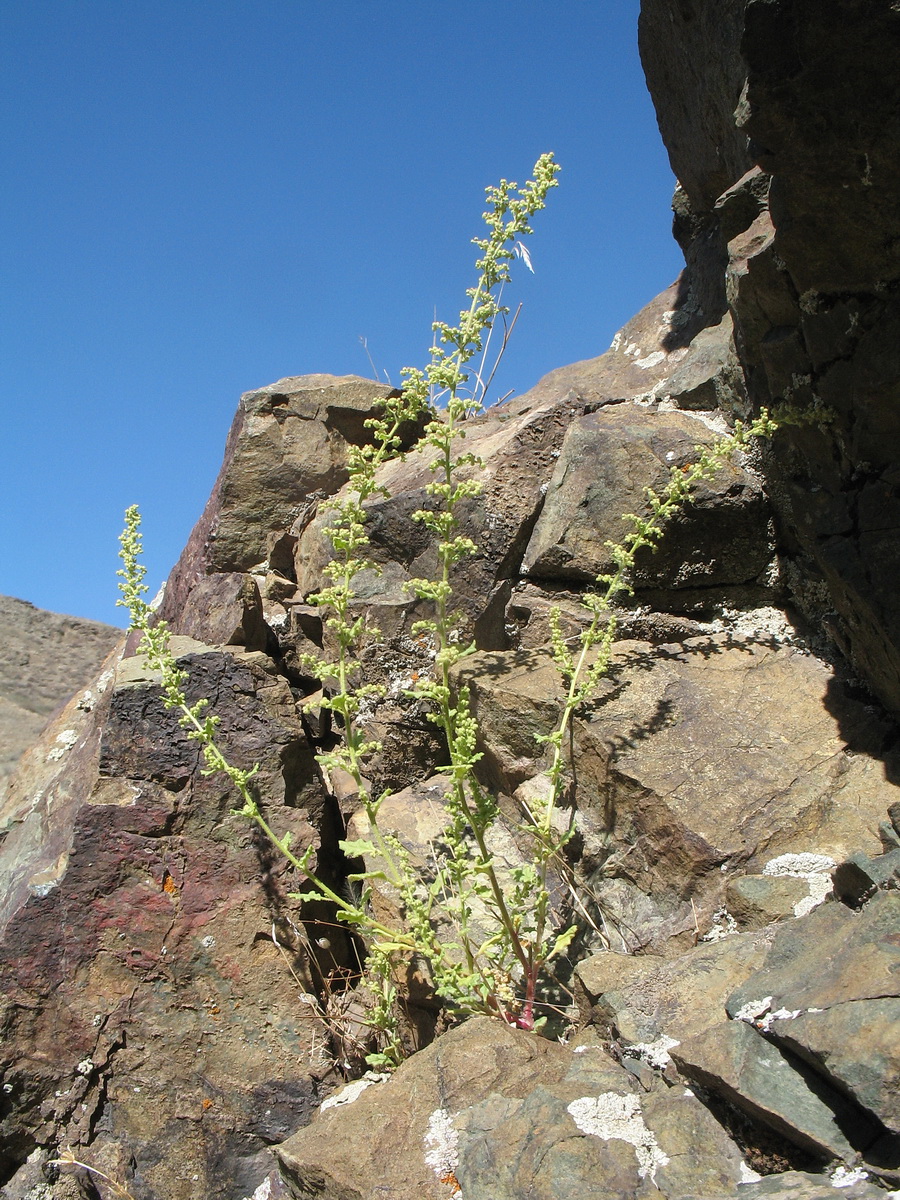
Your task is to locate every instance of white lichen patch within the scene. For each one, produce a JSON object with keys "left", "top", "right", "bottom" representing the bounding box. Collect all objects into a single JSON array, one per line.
[
  {"left": 47, "top": 729, "right": 79, "bottom": 761},
  {"left": 635, "top": 350, "right": 666, "bottom": 370},
  {"left": 763, "top": 853, "right": 836, "bottom": 916},
  {"left": 319, "top": 1071, "right": 389, "bottom": 1112},
  {"left": 733, "top": 996, "right": 774, "bottom": 1025},
  {"left": 831, "top": 1165, "right": 870, "bottom": 1188},
  {"left": 708, "top": 605, "right": 800, "bottom": 646},
  {"left": 567, "top": 1093, "right": 669, "bottom": 1181},
  {"left": 423, "top": 1107, "right": 460, "bottom": 1185},
  {"left": 734, "top": 997, "right": 807, "bottom": 1033},
  {"left": 764, "top": 852, "right": 835, "bottom": 875},
  {"left": 694, "top": 410, "right": 732, "bottom": 438},
  {"left": 759, "top": 1006, "right": 802, "bottom": 1033},
  {"left": 626, "top": 1036, "right": 680, "bottom": 1070},
  {"left": 702, "top": 908, "right": 738, "bottom": 942}
]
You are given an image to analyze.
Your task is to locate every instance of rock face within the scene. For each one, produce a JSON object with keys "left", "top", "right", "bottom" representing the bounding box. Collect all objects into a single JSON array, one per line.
[
  {"left": 3, "top": 7, "right": 900, "bottom": 1200},
  {"left": 0, "top": 637, "right": 339, "bottom": 1199},
  {"left": 0, "top": 596, "right": 122, "bottom": 802},
  {"left": 639, "top": 0, "right": 900, "bottom": 719}
]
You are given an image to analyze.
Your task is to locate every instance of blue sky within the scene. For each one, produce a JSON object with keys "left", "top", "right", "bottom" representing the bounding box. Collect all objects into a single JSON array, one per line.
[{"left": 1, "top": 1, "right": 682, "bottom": 627}]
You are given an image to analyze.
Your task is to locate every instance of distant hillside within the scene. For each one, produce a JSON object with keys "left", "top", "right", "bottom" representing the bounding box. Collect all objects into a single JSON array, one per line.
[{"left": 0, "top": 595, "right": 122, "bottom": 797}]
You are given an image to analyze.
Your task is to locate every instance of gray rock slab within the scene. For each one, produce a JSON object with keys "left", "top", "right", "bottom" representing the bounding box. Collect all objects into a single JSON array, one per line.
[
  {"left": 726, "top": 893, "right": 900, "bottom": 1016},
  {"left": 678, "top": 1169, "right": 891, "bottom": 1200},
  {"left": 725, "top": 894, "right": 900, "bottom": 1135},
  {"left": 725, "top": 874, "right": 813, "bottom": 928},
  {"left": 767, "top": 999, "right": 900, "bottom": 1136},
  {"left": 671, "top": 1020, "right": 882, "bottom": 1161},
  {"left": 832, "top": 848, "right": 900, "bottom": 907}
]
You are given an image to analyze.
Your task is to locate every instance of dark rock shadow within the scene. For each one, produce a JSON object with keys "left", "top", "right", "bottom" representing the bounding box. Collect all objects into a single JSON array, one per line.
[{"left": 822, "top": 668, "right": 900, "bottom": 788}]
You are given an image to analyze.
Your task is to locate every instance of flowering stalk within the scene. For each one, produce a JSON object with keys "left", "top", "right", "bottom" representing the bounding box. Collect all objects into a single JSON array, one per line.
[{"left": 526, "top": 410, "right": 781, "bottom": 1021}]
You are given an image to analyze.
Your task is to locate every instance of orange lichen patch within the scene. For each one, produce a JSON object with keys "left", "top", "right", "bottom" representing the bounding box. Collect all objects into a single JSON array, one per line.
[
  {"left": 201, "top": 1098, "right": 213, "bottom": 1111},
  {"left": 440, "top": 1173, "right": 461, "bottom": 1195},
  {"left": 162, "top": 873, "right": 177, "bottom": 895}
]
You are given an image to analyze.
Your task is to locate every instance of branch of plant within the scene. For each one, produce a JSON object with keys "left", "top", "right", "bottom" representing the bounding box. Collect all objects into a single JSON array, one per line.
[{"left": 530, "top": 411, "right": 781, "bottom": 978}]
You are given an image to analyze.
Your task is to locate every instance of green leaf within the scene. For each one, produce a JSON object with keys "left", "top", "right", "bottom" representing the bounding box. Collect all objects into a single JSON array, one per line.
[
  {"left": 346, "top": 868, "right": 389, "bottom": 883},
  {"left": 549, "top": 925, "right": 578, "bottom": 961},
  {"left": 339, "top": 838, "right": 377, "bottom": 858}
]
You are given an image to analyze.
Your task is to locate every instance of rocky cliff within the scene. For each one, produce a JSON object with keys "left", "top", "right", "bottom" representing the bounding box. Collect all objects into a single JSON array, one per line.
[{"left": 2, "top": 6, "right": 899, "bottom": 1200}]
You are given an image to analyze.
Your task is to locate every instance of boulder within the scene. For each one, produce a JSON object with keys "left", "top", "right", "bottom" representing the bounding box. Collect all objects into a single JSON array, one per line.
[
  {"left": 159, "top": 375, "right": 418, "bottom": 628},
  {"left": 520, "top": 405, "right": 774, "bottom": 600},
  {"left": 725, "top": 1173, "right": 891, "bottom": 1200},
  {"left": 165, "top": 571, "right": 272, "bottom": 653},
  {"left": 582, "top": 932, "right": 773, "bottom": 1048},
  {"left": 640, "top": 0, "right": 900, "bottom": 719},
  {"left": 725, "top": 874, "right": 813, "bottom": 929},
  {"left": 276, "top": 1017, "right": 753, "bottom": 1200},
  {"left": 672, "top": 1020, "right": 882, "bottom": 1163},
  {"left": 639, "top": 0, "right": 752, "bottom": 218},
  {"left": 523, "top": 283, "right": 742, "bottom": 410},
  {"left": 457, "top": 624, "right": 898, "bottom": 950},
  {"left": 832, "top": 848, "right": 900, "bottom": 908},
  {"left": 293, "top": 388, "right": 587, "bottom": 645}
]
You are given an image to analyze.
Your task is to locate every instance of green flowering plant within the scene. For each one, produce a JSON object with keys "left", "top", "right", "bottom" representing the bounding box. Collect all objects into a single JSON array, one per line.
[{"left": 117, "top": 153, "right": 779, "bottom": 1065}]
